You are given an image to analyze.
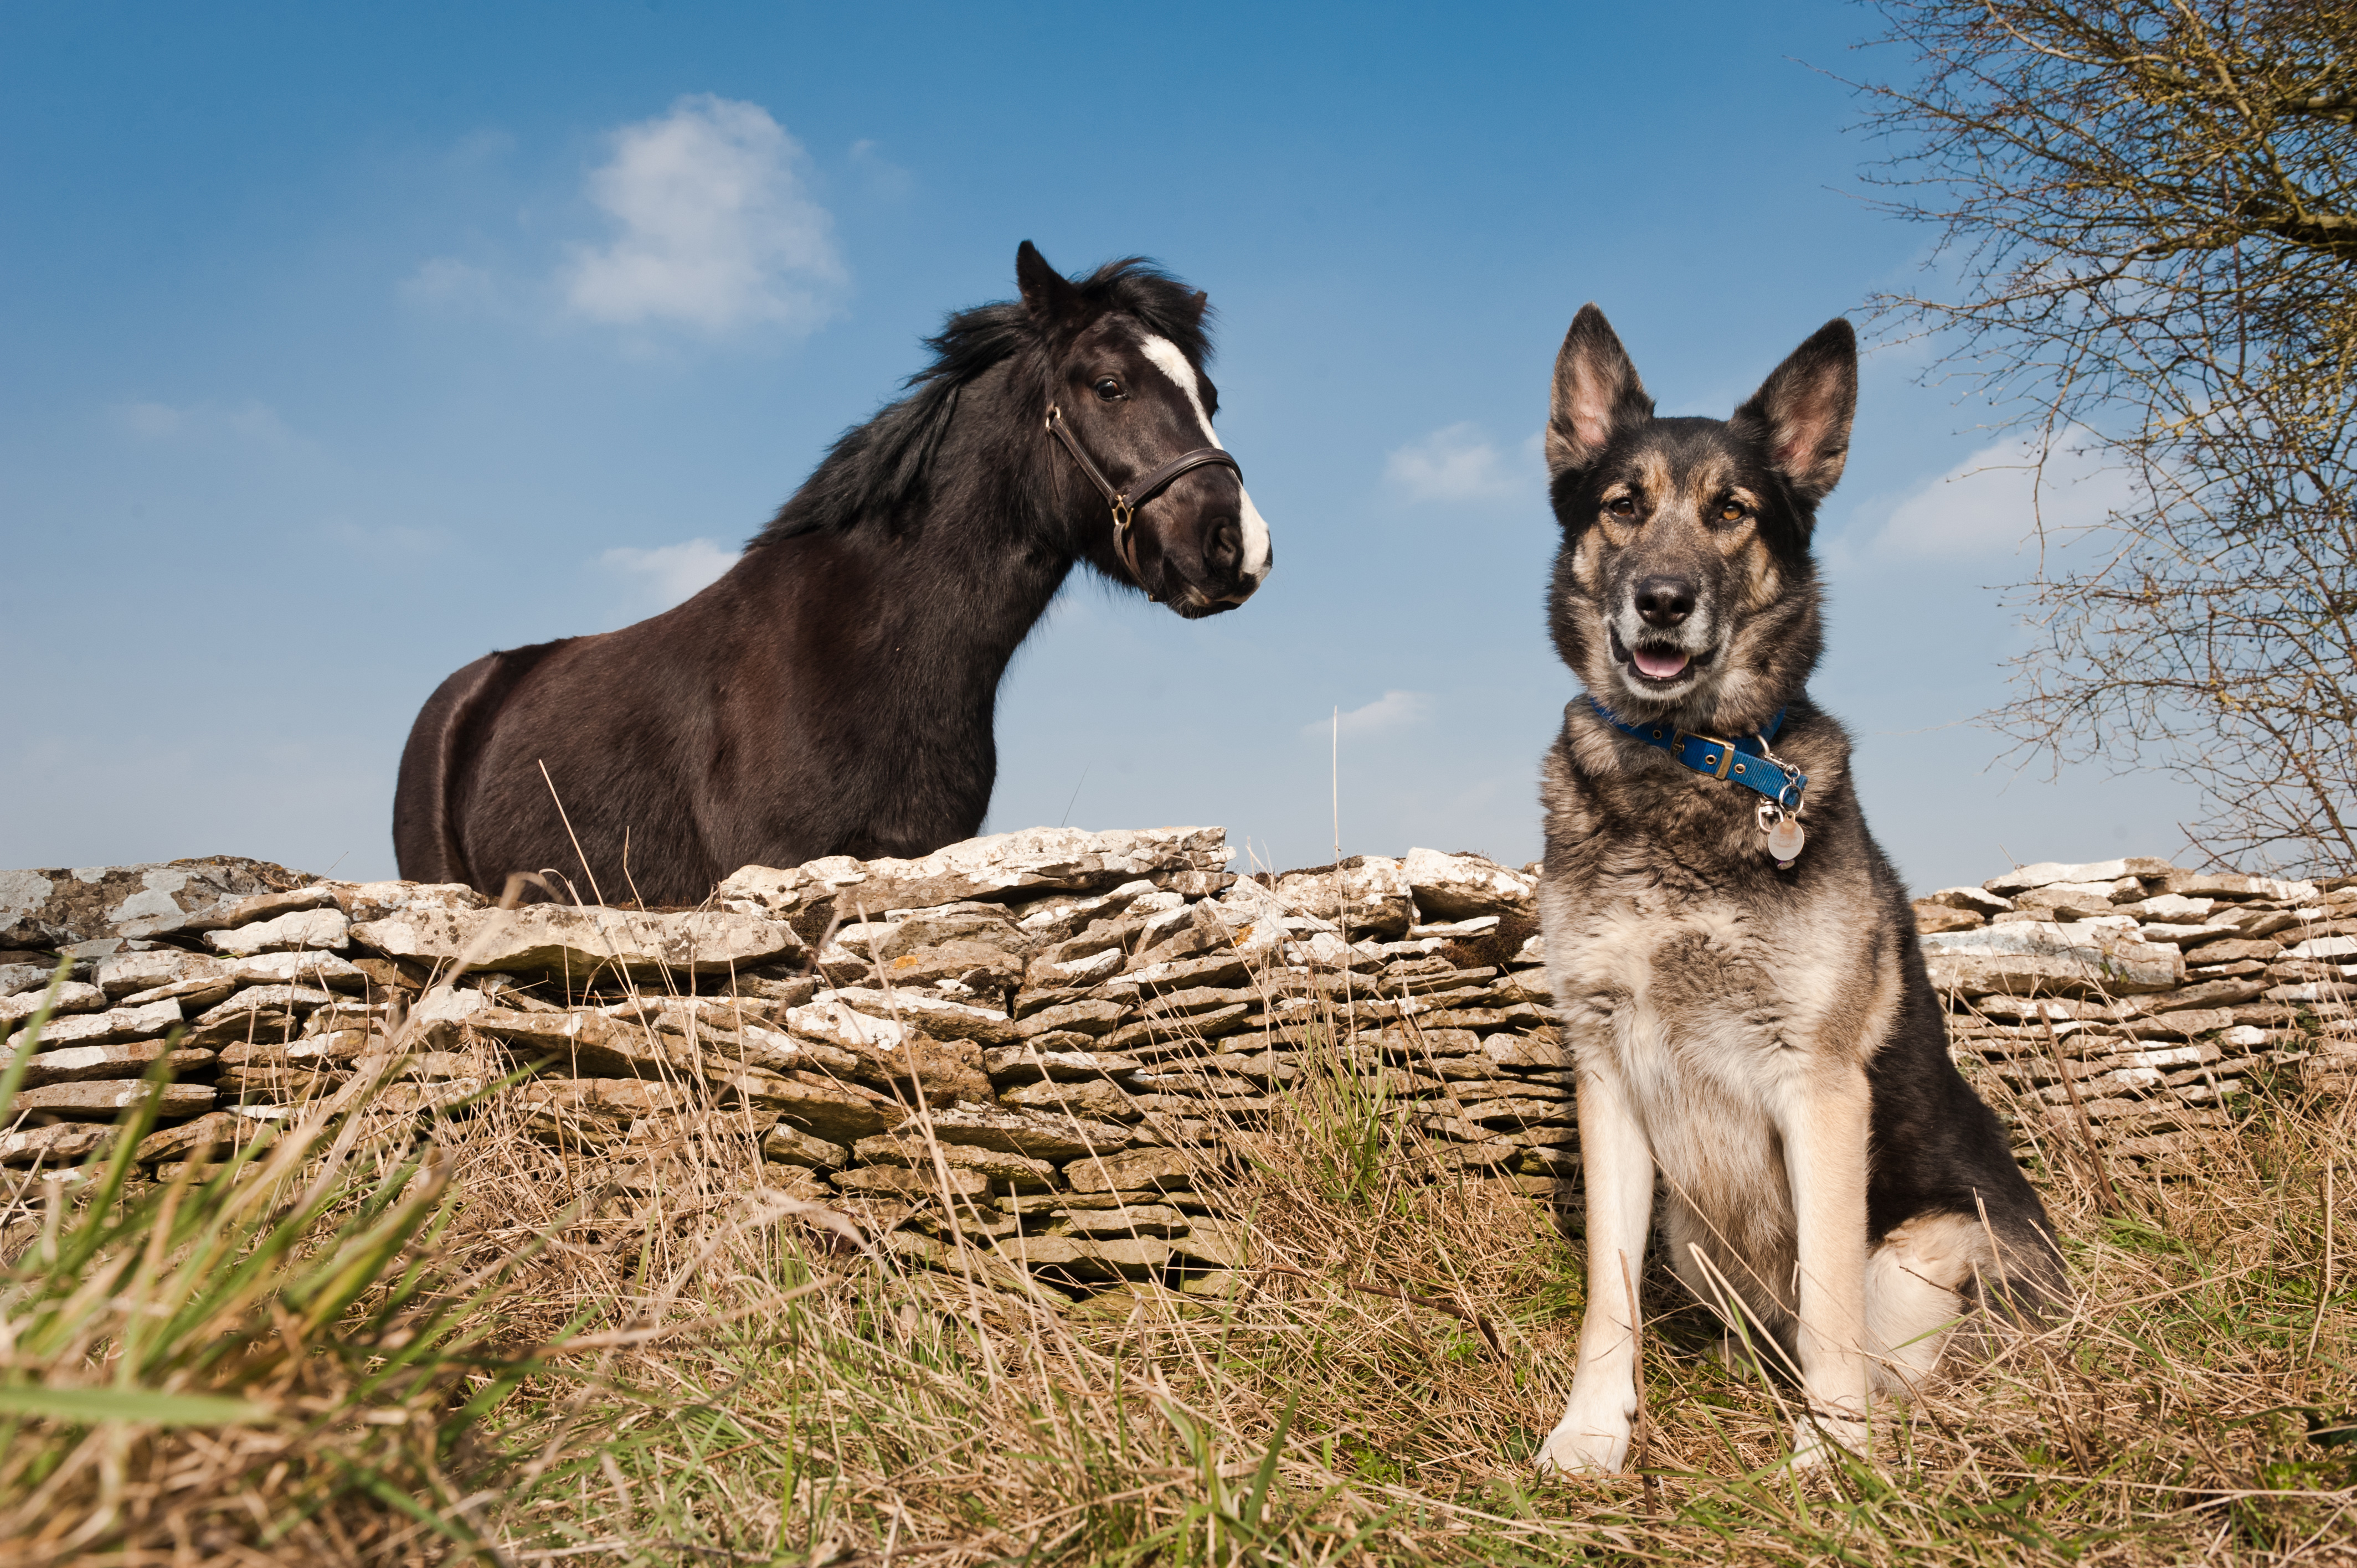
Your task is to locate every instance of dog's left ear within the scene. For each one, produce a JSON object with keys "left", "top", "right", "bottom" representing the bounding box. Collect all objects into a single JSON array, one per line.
[{"left": 1733, "top": 318, "right": 1857, "bottom": 504}]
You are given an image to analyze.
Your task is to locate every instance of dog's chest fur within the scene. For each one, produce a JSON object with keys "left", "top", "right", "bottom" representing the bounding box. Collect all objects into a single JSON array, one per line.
[{"left": 1538, "top": 713, "right": 1900, "bottom": 1281}]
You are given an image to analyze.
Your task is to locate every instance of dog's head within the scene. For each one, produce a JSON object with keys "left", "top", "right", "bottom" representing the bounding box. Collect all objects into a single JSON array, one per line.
[{"left": 1542, "top": 305, "right": 1856, "bottom": 734}]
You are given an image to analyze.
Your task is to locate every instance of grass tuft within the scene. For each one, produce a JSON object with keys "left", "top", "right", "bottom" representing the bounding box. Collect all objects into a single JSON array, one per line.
[{"left": 2, "top": 953, "right": 2351, "bottom": 1565}]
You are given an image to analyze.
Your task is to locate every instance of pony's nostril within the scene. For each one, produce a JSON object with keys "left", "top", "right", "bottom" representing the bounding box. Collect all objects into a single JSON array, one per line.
[{"left": 1204, "top": 517, "right": 1242, "bottom": 576}]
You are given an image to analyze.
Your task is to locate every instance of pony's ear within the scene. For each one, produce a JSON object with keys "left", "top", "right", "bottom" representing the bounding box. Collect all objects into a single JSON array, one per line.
[
  {"left": 1732, "top": 318, "right": 1857, "bottom": 504},
  {"left": 1016, "top": 240, "right": 1086, "bottom": 331},
  {"left": 1547, "top": 305, "right": 1651, "bottom": 478}
]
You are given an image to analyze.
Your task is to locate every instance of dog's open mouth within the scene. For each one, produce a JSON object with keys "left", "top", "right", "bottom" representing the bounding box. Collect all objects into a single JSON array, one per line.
[{"left": 1609, "top": 626, "right": 1711, "bottom": 688}]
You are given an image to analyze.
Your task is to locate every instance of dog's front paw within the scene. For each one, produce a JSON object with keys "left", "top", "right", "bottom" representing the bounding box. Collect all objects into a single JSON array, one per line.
[
  {"left": 1789, "top": 1414, "right": 1867, "bottom": 1469},
  {"left": 1533, "top": 1415, "right": 1630, "bottom": 1478}
]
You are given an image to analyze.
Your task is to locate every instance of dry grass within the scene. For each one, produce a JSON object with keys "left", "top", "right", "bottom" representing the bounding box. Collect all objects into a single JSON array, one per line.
[{"left": 3, "top": 972, "right": 2353, "bottom": 1566}]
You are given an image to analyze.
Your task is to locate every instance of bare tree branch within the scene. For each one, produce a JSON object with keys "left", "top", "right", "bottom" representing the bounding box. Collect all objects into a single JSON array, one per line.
[{"left": 1853, "top": 0, "right": 2357, "bottom": 874}]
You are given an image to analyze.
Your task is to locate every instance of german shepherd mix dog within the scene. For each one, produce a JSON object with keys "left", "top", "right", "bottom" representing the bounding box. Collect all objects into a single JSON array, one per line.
[{"left": 1530, "top": 307, "right": 2063, "bottom": 1476}]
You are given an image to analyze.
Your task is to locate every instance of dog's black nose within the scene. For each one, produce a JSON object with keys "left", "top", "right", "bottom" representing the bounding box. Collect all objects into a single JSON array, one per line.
[{"left": 1635, "top": 576, "right": 1696, "bottom": 627}]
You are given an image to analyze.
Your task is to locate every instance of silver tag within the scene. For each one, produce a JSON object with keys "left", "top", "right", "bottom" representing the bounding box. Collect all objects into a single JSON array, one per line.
[{"left": 1767, "top": 817, "right": 1805, "bottom": 866}]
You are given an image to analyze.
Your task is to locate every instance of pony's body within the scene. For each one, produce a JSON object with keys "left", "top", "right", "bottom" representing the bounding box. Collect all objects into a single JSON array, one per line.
[{"left": 394, "top": 246, "right": 1271, "bottom": 904}]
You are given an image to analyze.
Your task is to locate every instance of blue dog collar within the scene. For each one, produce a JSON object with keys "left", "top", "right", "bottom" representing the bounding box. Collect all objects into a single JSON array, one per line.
[{"left": 1587, "top": 697, "right": 1808, "bottom": 810}]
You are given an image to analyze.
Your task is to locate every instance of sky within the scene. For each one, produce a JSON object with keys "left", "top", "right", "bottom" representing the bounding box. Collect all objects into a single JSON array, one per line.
[{"left": 0, "top": 0, "right": 2200, "bottom": 895}]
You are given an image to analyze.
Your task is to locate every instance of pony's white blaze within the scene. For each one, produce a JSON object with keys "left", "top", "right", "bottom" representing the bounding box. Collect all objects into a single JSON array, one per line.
[{"left": 1139, "top": 333, "right": 1274, "bottom": 584}]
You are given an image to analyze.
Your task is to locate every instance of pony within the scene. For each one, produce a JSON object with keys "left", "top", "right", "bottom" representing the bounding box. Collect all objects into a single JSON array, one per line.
[{"left": 393, "top": 242, "right": 1273, "bottom": 905}]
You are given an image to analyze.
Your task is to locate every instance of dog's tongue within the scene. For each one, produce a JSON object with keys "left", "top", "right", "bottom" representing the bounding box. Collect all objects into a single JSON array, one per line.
[{"left": 1633, "top": 646, "right": 1691, "bottom": 680}]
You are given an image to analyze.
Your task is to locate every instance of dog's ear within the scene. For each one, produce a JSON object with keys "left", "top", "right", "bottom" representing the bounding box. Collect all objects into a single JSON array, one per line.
[
  {"left": 1016, "top": 240, "right": 1087, "bottom": 332},
  {"left": 1547, "top": 305, "right": 1652, "bottom": 478},
  {"left": 1735, "top": 318, "right": 1857, "bottom": 504}
]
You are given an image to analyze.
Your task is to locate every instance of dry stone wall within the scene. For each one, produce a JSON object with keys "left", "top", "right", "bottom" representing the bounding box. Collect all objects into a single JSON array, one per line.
[{"left": 4, "top": 833, "right": 2351, "bottom": 1302}]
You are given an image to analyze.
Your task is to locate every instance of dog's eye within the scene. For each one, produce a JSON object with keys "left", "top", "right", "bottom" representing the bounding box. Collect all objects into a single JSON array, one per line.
[
  {"left": 1608, "top": 496, "right": 1636, "bottom": 518},
  {"left": 1718, "top": 501, "right": 1746, "bottom": 523},
  {"left": 1093, "top": 377, "right": 1124, "bottom": 401}
]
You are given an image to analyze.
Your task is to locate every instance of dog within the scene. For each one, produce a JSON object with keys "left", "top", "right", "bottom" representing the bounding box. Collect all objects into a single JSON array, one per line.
[{"left": 1529, "top": 306, "right": 2064, "bottom": 1474}]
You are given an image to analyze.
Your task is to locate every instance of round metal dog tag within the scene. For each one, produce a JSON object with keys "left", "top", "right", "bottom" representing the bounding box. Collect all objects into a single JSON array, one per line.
[{"left": 1767, "top": 818, "right": 1806, "bottom": 866}]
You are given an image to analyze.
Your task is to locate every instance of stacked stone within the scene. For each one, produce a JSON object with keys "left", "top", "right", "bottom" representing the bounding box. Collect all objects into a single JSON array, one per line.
[
  {"left": 13, "top": 834, "right": 2356, "bottom": 1299},
  {"left": 1, "top": 831, "right": 1569, "bottom": 1302},
  {"left": 1911, "top": 856, "right": 2356, "bottom": 1160}
]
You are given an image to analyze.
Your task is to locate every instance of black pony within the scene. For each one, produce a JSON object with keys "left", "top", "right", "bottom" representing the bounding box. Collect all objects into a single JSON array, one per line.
[{"left": 393, "top": 243, "right": 1274, "bottom": 904}]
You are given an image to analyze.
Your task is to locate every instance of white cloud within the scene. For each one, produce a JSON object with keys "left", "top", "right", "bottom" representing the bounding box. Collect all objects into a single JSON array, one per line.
[
  {"left": 562, "top": 95, "right": 844, "bottom": 333},
  {"left": 1304, "top": 690, "right": 1433, "bottom": 740},
  {"left": 599, "top": 538, "right": 738, "bottom": 608},
  {"left": 1872, "top": 432, "right": 2140, "bottom": 559},
  {"left": 399, "top": 257, "right": 497, "bottom": 310},
  {"left": 1383, "top": 423, "right": 1538, "bottom": 503},
  {"left": 112, "top": 399, "right": 292, "bottom": 443}
]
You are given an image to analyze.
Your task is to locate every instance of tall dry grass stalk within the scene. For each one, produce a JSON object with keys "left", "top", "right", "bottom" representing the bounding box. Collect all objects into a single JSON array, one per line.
[{"left": 3, "top": 956, "right": 2352, "bottom": 1565}]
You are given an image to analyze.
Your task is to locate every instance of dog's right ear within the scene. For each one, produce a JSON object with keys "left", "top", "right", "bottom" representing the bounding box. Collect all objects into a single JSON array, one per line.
[
  {"left": 1017, "top": 240, "right": 1087, "bottom": 333},
  {"left": 1547, "top": 305, "right": 1652, "bottom": 478}
]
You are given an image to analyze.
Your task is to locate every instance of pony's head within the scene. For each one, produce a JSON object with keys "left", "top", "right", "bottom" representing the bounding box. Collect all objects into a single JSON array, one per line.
[{"left": 1016, "top": 241, "right": 1274, "bottom": 617}]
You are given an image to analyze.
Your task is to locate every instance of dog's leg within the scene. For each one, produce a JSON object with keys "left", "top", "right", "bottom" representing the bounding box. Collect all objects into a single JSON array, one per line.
[
  {"left": 1781, "top": 1064, "right": 1873, "bottom": 1467},
  {"left": 1536, "top": 1055, "right": 1653, "bottom": 1477}
]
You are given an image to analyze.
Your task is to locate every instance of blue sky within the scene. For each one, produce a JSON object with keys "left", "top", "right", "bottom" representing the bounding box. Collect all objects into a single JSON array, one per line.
[{"left": 0, "top": 1, "right": 2196, "bottom": 891}]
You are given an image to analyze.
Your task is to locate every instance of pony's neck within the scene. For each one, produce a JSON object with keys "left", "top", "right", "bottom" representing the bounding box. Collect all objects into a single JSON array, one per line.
[{"left": 759, "top": 369, "right": 1088, "bottom": 733}]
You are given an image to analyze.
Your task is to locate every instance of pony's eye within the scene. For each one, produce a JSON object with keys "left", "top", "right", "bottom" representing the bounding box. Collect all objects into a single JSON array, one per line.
[
  {"left": 1093, "top": 377, "right": 1124, "bottom": 401},
  {"left": 1719, "top": 501, "right": 1746, "bottom": 523},
  {"left": 1608, "top": 496, "right": 1637, "bottom": 517}
]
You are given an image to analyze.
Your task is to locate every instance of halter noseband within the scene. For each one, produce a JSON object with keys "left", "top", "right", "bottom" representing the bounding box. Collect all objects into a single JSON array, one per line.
[{"left": 1044, "top": 404, "right": 1242, "bottom": 602}]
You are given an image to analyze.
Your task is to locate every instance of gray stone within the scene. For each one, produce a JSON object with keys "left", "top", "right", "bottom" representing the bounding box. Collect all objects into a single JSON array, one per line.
[
  {"left": 95, "top": 950, "right": 214, "bottom": 999},
  {"left": 1, "top": 1120, "right": 122, "bottom": 1166},
  {"left": 205, "top": 906, "right": 350, "bottom": 956},
  {"left": 1267, "top": 857, "right": 1414, "bottom": 940},
  {"left": 27, "top": 998, "right": 185, "bottom": 1048},
  {"left": 1920, "top": 921, "right": 2184, "bottom": 998},
  {"left": 1, "top": 858, "right": 313, "bottom": 951},
  {"left": 333, "top": 880, "right": 490, "bottom": 924},
  {"left": 1912, "top": 901, "right": 1984, "bottom": 935},
  {"left": 196, "top": 986, "right": 335, "bottom": 1026},
  {"left": 352, "top": 905, "right": 801, "bottom": 977},
  {"left": 0, "top": 981, "right": 108, "bottom": 1030},
  {"left": 1052, "top": 1203, "right": 1188, "bottom": 1239},
  {"left": 1403, "top": 847, "right": 1536, "bottom": 921},
  {"left": 218, "top": 884, "right": 340, "bottom": 927},
  {"left": 781, "top": 996, "right": 914, "bottom": 1051},
  {"left": 13, "top": 1080, "right": 215, "bottom": 1120},
  {"left": 874, "top": 940, "right": 1025, "bottom": 993},
  {"left": 995, "top": 1233, "right": 1170, "bottom": 1280},
  {"left": 226, "top": 951, "right": 366, "bottom": 989},
  {"left": 1016, "top": 999, "right": 1128, "bottom": 1039},
  {"left": 819, "top": 986, "right": 1016, "bottom": 1046},
  {"left": 981, "top": 1043, "right": 1144, "bottom": 1084},
  {"left": 836, "top": 1163, "right": 994, "bottom": 1202},
  {"left": 760, "top": 1123, "right": 849, "bottom": 1170},
  {"left": 1000, "top": 1077, "right": 1145, "bottom": 1123},
  {"left": 18, "top": 1041, "right": 214, "bottom": 1088},
  {"left": 850, "top": 1133, "right": 1057, "bottom": 1192},
  {"left": 0, "top": 963, "right": 58, "bottom": 997},
  {"left": 132, "top": 1111, "right": 271, "bottom": 1165},
  {"left": 718, "top": 826, "right": 1230, "bottom": 925},
  {"left": 1923, "top": 885, "right": 2013, "bottom": 916},
  {"left": 749, "top": 1074, "right": 908, "bottom": 1145},
  {"left": 1983, "top": 858, "right": 2174, "bottom": 895},
  {"left": 1066, "top": 1145, "right": 1202, "bottom": 1193},
  {"left": 913, "top": 1105, "right": 1133, "bottom": 1164},
  {"left": 2163, "top": 870, "right": 2318, "bottom": 902}
]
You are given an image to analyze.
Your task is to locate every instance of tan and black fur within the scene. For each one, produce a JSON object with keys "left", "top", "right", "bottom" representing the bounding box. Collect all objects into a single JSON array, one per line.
[{"left": 1531, "top": 307, "right": 2063, "bottom": 1476}]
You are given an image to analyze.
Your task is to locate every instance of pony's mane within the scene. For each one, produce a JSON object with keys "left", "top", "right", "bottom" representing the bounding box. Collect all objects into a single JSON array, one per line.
[{"left": 752, "top": 258, "right": 1213, "bottom": 546}]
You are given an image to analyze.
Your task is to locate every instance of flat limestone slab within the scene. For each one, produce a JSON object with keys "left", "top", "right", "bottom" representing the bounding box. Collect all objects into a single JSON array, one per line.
[{"left": 352, "top": 906, "right": 802, "bottom": 976}]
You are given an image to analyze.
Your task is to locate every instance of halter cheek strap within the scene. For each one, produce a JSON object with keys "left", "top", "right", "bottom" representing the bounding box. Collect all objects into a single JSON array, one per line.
[
  {"left": 1587, "top": 697, "right": 1808, "bottom": 811},
  {"left": 1045, "top": 405, "right": 1242, "bottom": 600}
]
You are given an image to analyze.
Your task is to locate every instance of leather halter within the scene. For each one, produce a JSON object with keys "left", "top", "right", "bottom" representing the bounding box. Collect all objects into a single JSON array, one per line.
[{"left": 1044, "top": 404, "right": 1242, "bottom": 602}]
